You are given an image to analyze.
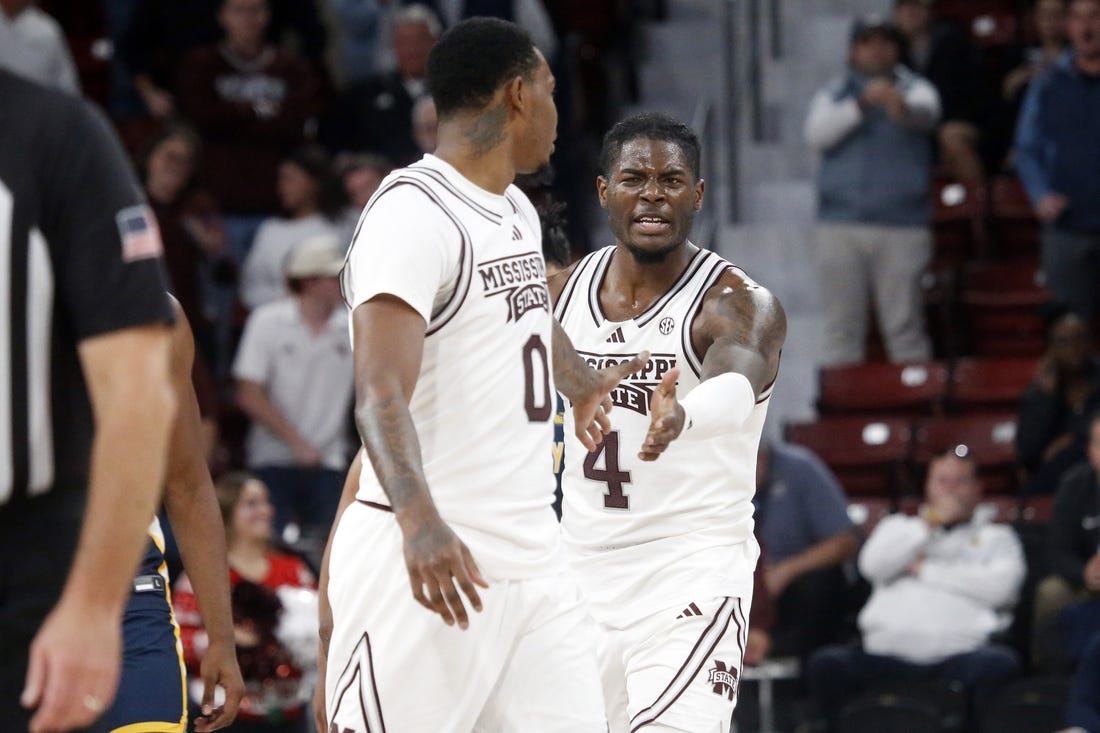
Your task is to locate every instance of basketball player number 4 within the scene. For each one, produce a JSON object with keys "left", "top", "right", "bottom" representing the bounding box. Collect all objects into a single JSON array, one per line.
[{"left": 584, "top": 433, "right": 631, "bottom": 510}]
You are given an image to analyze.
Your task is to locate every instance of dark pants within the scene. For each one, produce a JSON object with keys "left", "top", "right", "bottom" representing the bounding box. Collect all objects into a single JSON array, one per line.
[
  {"left": 807, "top": 642, "right": 1021, "bottom": 732},
  {"left": 253, "top": 465, "right": 344, "bottom": 541},
  {"left": 1067, "top": 633, "right": 1100, "bottom": 732},
  {"left": 1042, "top": 226, "right": 1100, "bottom": 322},
  {"left": 1, "top": 489, "right": 102, "bottom": 732},
  {"left": 772, "top": 566, "right": 851, "bottom": 662}
]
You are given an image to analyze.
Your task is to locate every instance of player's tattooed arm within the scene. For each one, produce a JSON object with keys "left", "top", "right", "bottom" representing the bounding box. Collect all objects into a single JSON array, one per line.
[
  {"left": 694, "top": 270, "right": 786, "bottom": 394},
  {"left": 640, "top": 274, "right": 785, "bottom": 461},
  {"left": 551, "top": 320, "right": 649, "bottom": 451},
  {"left": 351, "top": 297, "right": 487, "bottom": 629}
]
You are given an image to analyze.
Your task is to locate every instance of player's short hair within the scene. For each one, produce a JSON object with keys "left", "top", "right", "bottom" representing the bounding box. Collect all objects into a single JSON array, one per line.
[
  {"left": 426, "top": 17, "right": 538, "bottom": 119},
  {"left": 599, "top": 112, "right": 702, "bottom": 181}
]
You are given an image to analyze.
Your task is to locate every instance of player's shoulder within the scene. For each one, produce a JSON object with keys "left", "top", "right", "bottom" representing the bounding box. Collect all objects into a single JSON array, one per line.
[
  {"left": 548, "top": 245, "right": 612, "bottom": 305},
  {"left": 503, "top": 184, "right": 539, "bottom": 228}
]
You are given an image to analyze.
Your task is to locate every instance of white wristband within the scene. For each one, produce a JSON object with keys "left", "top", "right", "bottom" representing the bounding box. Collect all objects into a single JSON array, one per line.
[{"left": 679, "top": 372, "right": 756, "bottom": 440}]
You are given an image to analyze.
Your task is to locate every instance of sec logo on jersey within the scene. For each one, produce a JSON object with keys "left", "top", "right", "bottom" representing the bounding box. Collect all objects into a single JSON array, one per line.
[{"left": 659, "top": 317, "right": 675, "bottom": 335}]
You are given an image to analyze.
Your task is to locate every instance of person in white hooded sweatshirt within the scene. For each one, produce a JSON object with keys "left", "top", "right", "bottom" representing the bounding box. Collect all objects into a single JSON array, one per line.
[{"left": 807, "top": 447, "right": 1026, "bottom": 732}]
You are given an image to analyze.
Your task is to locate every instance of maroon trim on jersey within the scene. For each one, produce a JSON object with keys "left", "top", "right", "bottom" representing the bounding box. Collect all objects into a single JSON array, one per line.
[
  {"left": 553, "top": 247, "right": 604, "bottom": 322},
  {"left": 633, "top": 248, "right": 713, "bottom": 327},
  {"left": 340, "top": 179, "right": 418, "bottom": 309},
  {"left": 755, "top": 363, "right": 780, "bottom": 404},
  {"left": 587, "top": 247, "right": 712, "bottom": 328},
  {"left": 409, "top": 165, "right": 503, "bottom": 225},
  {"left": 358, "top": 499, "right": 393, "bottom": 513},
  {"left": 585, "top": 246, "right": 617, "bottom": 326},
  {"left": 387, "top": 178, "right": 474, "bottom": 337},
  {"left": 329, "top": 631, "right": 387, "bottom": 733},
  {"left": 680, "top": 260, "right": 733, "bottom": 378},
  {"left": 629, "top": 597, "right": 737, "bottom": 732}
]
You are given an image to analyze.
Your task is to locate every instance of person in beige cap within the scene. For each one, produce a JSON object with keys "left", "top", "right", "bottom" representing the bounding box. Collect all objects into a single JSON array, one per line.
[{"left": 232, "top": 234, "right": 354, "bottom": 561}]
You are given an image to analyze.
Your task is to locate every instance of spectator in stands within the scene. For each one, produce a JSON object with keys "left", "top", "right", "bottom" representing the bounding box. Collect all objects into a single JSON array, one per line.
[
  {"left": 804, "top": 16, "right": 940, "bottom": 367},
  {"left": 1032, "top": 412, "right": 1100, "bottom": 672},
  {"left": 174, "top": 472, "right": 317, "bottom": 732},
  {"left": 118, "top": 0, "right": 327, "bottom": 120},
  {"left": 893, "top": 0, "right": 992, "bottom": 188},
  {"left": 1003, "top": 0, "right": 1068, "bottom": 109},
  {"left": 1017, "top": 310, "right": 1100, "bottom": 496},
  {"left": 137, "top": 123, "right": 231, "bottom": 354},
  {"left": 321, "top": 4, "right": 439, "bottom": 165},
  {"left": 434, "top": 0, "right": 559, "bottom": 60},
  {"left": 412, "top": 93, "right": 439, "bottom": 154},
  {"left": 176, "top": 0, "right": 325, "bottom": 264},
  {"left": 0, "top": 0, "right": 79, "bottom": 93},
  {"left": 233, "top": 236, "right": 354, "bottom": 553},
  {"left": 807, "top": 447, "right": 1025, "bottom": 732},
  {"left": 755, "top": 441, "right": 861, "bottom": 662},
  {"left": 241, "top": 146, "right": 344, "bottom": 309},
  {"left": 333, "top": 152, "right": 392, "bottom": 248},
  {"left": 328, "top": 0, "right": 444, "bottom": 85},
  {"left": 1059, "top": 633, "right": 1100, "bottom": 733},
  {"left": 1016, "top": 0, "right": 1100, "bottom": 324}
]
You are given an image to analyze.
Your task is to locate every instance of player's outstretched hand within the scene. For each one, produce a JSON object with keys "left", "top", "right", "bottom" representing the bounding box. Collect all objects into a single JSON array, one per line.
[
  {"left": 639, "top": 367, "right": 685, "bottom": 461},
  {"left": 401, "top": 514, "right": 489, "bottom": 630},
  {"left": 21, "top": 598, "right": 121, "bottom": 733},
  {"left": 572, "top": 351, "right": 650, "bottom": 452},
  {"left": 193, "top": 638, "right": 244, "bottom": 732}
]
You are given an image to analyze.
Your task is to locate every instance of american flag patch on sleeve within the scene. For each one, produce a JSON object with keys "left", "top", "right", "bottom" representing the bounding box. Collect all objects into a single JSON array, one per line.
[{"left": 115, "top": 204, "right": 164, "bottom": 262}]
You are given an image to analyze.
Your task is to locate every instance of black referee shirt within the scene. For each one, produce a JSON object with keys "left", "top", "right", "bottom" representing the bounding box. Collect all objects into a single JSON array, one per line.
[{"left": 0, "top": 70, "right": 174, "bottom": 515}]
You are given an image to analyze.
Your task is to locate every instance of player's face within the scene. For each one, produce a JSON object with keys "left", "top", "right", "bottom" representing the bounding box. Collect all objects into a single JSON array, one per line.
[
  {"left": 232, "top": 479, "right": 275, "bottom": 543},
  {"left": 515, "top": 51, "right": 558, "bottom": 174},
  {"left": 597, "top": 138, "right": 703, "bottom": 263}
]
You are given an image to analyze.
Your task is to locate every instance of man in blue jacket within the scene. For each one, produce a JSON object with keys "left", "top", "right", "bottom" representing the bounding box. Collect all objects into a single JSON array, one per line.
[{"left": 1016, "top": 0, "right": 1100, "bottom": 323}]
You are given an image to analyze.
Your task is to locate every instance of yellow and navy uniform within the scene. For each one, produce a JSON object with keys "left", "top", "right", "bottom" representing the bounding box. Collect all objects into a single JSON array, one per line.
[{"left": 101, "top": 517, "right": 187, "bottom": 733}]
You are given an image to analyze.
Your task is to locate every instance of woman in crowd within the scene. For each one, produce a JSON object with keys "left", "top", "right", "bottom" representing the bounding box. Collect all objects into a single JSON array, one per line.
[
  {"left": 240, "top": 145, "right": 344, "bottom": 310},
  {"left": 174, "top": 472, "right": 318, "bottom": 732}
]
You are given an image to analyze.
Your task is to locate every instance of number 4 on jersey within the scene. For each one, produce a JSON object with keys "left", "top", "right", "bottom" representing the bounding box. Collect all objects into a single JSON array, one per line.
[{"left": 583, "top": 431, "right": 632, "bottom": 510}]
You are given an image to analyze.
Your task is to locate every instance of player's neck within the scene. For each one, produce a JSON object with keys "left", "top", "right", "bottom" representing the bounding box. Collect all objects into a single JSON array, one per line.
[
  {"left": 433, "top": 125, "right": 516, "bottom": 195},
  {"left": 603, "top": 242, "right": 696, "bottom": 317}
]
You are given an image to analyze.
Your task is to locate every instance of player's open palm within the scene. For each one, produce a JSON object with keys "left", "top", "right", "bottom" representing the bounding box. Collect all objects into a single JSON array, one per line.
[
  {"left": 402, "top": 517, "right": 488, "bottom": 630},
  {"left": 572, "top": 351, "right": 650, "bottom": 451},
  {"left": 640, "top": 368, "right": 685, "bottom": 462}
]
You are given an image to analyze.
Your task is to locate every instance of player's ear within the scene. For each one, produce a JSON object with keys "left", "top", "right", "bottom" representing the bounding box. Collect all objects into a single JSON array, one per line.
[
  {"left": 596, "top": 176, "right": 610, "bottom": 208},
  {"left": 504, "top": 75, "right": 525, "bottom": 114},
  {"left": 694, "top": 179, "right": 705, "bottom": 212}
]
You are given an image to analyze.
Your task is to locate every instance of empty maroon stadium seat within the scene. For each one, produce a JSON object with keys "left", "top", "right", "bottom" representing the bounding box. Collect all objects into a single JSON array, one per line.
[
  {"left": 818, "top": 361, "right": 949, "bottom": 417},
  {"left": 785, "top": 417, "right": 912, "bottom": 497},
  {"left": 961, "top": 262, "right": 1051, "bottom": 357},
  {"left": 912, "top": 414, "right": 1021, "bottom": 494},
  {"left": 847, "top": 497, "right": 893, "bottom": 536},
  {"left": 933, "top": 181, "right": 987, "bottom": 264},
  {"left": 952, "top": 356, "right": 1038, "bottom": 412},
  {"left": 990, "top": 176, "right": 1040, "bottom": 258}
]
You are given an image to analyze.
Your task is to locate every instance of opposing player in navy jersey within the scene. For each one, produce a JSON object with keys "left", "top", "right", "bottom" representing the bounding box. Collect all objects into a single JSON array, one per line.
[
  {"left": 551, "top": 112, "right": 787, "bottom": 733},
  {"left": 102, "top": 297, "right": 244, "bottom": 733},
  {"left": 0, "top": 69, "right": 176, "bottom": 733}
]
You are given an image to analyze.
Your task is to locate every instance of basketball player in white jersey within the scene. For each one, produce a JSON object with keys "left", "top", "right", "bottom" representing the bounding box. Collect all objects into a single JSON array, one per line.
[
  {"left": 321, "top": 18, "right": 643, "bottom": 733},
  {"left": 551, "top": 112, "right": 787, "bottom": 733}
]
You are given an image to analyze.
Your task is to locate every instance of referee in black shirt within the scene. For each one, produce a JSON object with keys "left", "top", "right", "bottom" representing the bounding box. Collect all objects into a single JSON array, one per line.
[{"left": 0, "top": 69, "right": 177, "bottom": 732}]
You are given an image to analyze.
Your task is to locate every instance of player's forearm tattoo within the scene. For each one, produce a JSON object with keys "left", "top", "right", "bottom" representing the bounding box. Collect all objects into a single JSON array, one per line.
[
  {"left": 355, "top": 391, "right": 432, "bottom": 514},
  {"left": 551, "top": 320, "right": 597, "bottom": 402}
]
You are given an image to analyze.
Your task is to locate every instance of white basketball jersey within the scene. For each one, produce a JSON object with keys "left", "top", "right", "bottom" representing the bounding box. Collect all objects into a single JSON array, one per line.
[
  {"left": 342, "top": 156, "right": 561, "bottom": 580},
  {"left": 555, "top": 245, "right": 771, "bottom": 627}
]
